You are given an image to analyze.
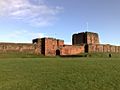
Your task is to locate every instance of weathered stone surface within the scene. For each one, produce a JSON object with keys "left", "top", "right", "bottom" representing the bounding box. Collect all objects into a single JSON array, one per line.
[
  {"left": 57, "top": 39, "right": 64, "bottom": 48},
  {"left": 72, "top": 32, "right": 99, "bottom": 45},
  {"left": 96, "top": 44, "right": 103, "bottom": 52},
  {"left": 44, "top": 38, "right": 58, "bottom": 56},
  {"left": 33, "top": 38, "right": 41, "bottom": 54},
  {"left": 115, "top": 46, "right": 119, "bottom": 53},
  {"left": 33, "top": 37, "right": 85, "bottom": 56},
  {"left": 0, "top": 31, "right": 119, "bottom": 56},
  {"left": 86, "top": 32, "right": 99, "bottom": 44},
  {"left": 61, "top": 45, "right": 84, "bottom": 55},
  {"left": 33, "top": 31, "right": 120, "bottom": 56},
  {"left": 72, "top": 32, "right": 85, "bottom": 45},
  {"left": 87, "top": 44, "right": 120, "bottom": 53},
  {"left": 0, "top": 43, "right": 35, "bottom": 53}
]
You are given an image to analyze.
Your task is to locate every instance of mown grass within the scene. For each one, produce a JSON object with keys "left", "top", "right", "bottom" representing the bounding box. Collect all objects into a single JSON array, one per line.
[
  {"left": 0, "top": 52, "right": 46, "bottom": 58},
  {"left": 87, "top": 52, "right": 120, "bottom": 58},
  {"left": 0, "top": 58, "right": 120, "bottom": 90}
]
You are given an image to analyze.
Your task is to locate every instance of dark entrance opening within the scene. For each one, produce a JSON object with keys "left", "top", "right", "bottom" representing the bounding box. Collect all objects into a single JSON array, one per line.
[
  {"left": 85, "top": 44, "right": 88, "bottom": 53},
  {"left": 56, "top": 50, "right": 60, "bottom": 56}
]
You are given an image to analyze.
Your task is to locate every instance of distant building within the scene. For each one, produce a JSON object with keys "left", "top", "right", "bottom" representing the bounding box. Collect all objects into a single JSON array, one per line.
[
  {"left": 32, "top": 31, "right": 120, "bottom": 56},
  {"left": 0, "top": 31, "right": 119, "bottom": 56}
]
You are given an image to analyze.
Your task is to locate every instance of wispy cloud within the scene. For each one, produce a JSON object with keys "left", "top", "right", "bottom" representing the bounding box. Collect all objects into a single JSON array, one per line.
[
  {"left": 5, "top": 30, "right": 45, "bottom": 38},
  {"left": 0, "top": 0, "right": 63, "bottom": 26},
  {"left": 0, "top": 30, "right": 46, "bottom": 43}
]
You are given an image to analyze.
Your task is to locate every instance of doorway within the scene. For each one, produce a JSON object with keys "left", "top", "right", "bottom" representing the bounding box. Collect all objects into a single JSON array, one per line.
[
  {"left": 85, "top": 45, "right": 88, "bottom": 53},
  {"left": 56, "top": 49, "right": 60, "bottom": 56}
]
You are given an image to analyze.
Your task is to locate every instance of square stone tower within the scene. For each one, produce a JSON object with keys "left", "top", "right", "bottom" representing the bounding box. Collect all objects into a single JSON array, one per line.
[
  {"left": 72, "top": 32, "right": 99, "bottom": 45},
  {"left": 33, "top": 38, "right": 64, "bottom": 56}
]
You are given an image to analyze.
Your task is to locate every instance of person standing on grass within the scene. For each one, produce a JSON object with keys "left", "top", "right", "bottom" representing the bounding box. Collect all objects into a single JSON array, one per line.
[{"left": 109, "top": 53, "right": 112, "bottom": 58}]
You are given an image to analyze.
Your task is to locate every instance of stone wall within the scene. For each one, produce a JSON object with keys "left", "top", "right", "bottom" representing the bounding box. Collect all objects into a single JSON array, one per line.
[
  {"left": 33, "top": 38, "right": 42, "bottom": 55},
  {"left": 72, "top": 32, "right": 85, "bottom": 45},
  {"left": 72, "top": 32, "right": 99, "bottom": 45},
  {"left": 0, "top": 31, "right": 118, "bottom": 56},
  {"left": 61, "top": 45, "right": 84, "bottom": 55},
  {"left": 57, "top": 39, "right": 64, "bottom": 48},
  {"left": 86, "top": 32, "right": 99, "bottom": 44},
  {"left": 42, "top": 37, "right": 85, "bottom": 56},
  {"left": 32, "top": 38, "right": 64, "bottom": 56},
  {"left": 44, "top": 38, "right": 58, "bottom": 56},
  {"left": 43, "top": 38, "right": 64, "bottom": 56},
  {"left": 4, "top": 31, "right": 118, "bottom": 56},
  {"left": 0, "top": 43, "right": 35, "bottom": 53},
  {"left": 115, "top": 46, "right": 119, "bottom": 53},
  {"left": 87, "top": 44, "right": 120, "bottom": 53}
]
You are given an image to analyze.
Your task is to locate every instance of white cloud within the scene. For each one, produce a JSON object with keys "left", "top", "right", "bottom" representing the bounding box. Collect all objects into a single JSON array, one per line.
[
  {"left": 0, "top": 0, "right": 62, "bottom": 26},
  {"left": 7, "top": 30, "right": 45, "bottom": 38},
  {"left": 0, "top": 30, "right": 46, "bottom": 43}
]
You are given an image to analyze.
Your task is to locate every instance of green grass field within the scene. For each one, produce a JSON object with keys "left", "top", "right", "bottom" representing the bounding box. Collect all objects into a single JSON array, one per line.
[{"left": 0, "top": 57, "right": 120, "bottom": 90}]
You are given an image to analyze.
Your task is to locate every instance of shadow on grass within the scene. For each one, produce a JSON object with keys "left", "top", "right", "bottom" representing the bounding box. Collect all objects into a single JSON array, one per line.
[{"left": 60, "top": 54, "right": 88, "bottom": 58}]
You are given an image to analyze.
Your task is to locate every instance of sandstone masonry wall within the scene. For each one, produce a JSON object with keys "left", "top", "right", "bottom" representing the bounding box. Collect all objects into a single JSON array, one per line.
[
  {"left": 72, "top": 32, "right": 99, "bottom": 45},
  {"left": 72, "top": 32, "right": 85, "bottom": 45},
  {"left": 61, "top": 45, "right": 84, "bottom": 55},
  {"left": 87, "top": 44, "right": 120, "bottom": 53},
  {"left": 0, "top": 31, "right": 118, "bottom": 56},
  {"left": 33, "top": 38, "right": 42, "bottom": 55},
  {"left": 86, "top": 32, "right": 99, "bottom": 44},
  {"left": 57, "top": 39, "right": 64, "bottom": 48},
  {"left": 0, "top": 43, "right": 35, "bottom": 53},
  {"left": 33, "top": 38, "right": 64, "bottom": 56},
  {"left": 44, "top": 38, "right": 64, "bottom": 56},
  {"left": 44, "top": 38, "right": 58, "bottom": 56}
]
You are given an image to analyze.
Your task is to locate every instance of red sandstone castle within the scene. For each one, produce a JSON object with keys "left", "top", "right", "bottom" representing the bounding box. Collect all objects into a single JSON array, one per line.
[
  {"left": 0, "top": 32, "right": 120, "bottom": 56},
  {"left": 33, "top": 31, "right": 120, "bottom": 56}
]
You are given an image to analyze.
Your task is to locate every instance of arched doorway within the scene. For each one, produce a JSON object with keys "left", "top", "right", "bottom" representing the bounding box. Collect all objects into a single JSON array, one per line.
[{"left": 56, "top": 49, "right": 60, "bottom": 56}]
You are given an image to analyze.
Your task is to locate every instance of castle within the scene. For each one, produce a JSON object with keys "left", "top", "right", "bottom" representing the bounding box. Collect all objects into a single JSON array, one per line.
[{"left": 0, "top": 31, "right": 120, "bottom": 56}]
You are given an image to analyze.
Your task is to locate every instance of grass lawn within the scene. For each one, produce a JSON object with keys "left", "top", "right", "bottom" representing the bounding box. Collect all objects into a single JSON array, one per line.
[{"left": 0, "top": 57, "right": 120, "bottom": 90}]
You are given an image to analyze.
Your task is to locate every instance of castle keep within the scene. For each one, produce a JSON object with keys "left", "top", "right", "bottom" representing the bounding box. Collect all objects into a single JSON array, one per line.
[{"left": 0, "top": 32, "right": 120, "bottom": 56}]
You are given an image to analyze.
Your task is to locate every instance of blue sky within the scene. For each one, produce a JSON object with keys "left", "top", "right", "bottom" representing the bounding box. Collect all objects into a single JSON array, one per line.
[{"left": 0, "top": 0, "right": 120, "bottom": 45}]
